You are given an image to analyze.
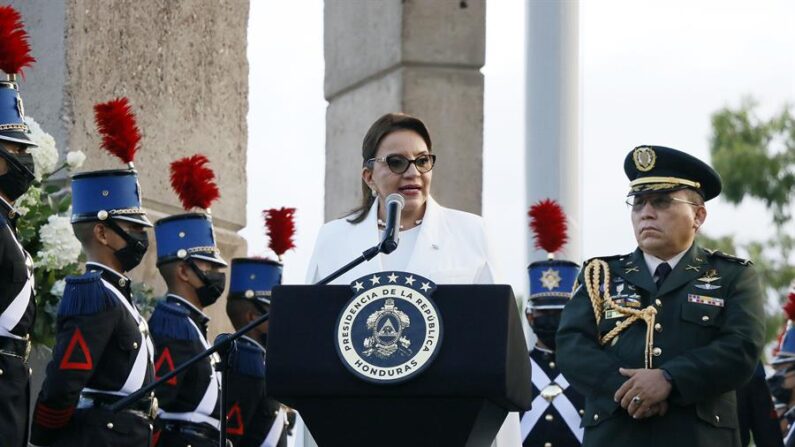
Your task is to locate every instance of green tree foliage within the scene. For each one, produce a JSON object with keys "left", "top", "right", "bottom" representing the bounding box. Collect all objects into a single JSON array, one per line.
[
  {"left": 711, "top": 99, "right": 795, "bottom": 225},
  {"left": 704, "top": 99, "right": 795, "bottom": 343}
]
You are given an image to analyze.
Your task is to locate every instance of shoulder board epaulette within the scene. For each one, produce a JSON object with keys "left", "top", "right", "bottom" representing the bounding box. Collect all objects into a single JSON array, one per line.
[
  {"left": 705, "top": 249, "right": 752, "bottom": 266},
  {"left": 231, "top": 341, "right": 266, "bottom": 378},
  {"left": 57, "top": 271, "right": 118, "bottom": 317},
  {"left": 583, "top": 254, "right": 625, "bottom": 267},
  {"left": 148, "top": 302, "right": 200, "bottom": 341}
]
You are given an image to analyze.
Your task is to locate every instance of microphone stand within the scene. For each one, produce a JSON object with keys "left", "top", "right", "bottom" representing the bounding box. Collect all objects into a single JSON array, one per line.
[{"left": 110, "top": 238, "right": 395, "bottom": 447}]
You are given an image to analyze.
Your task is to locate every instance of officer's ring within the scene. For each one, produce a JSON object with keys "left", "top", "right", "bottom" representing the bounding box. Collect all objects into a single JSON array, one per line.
[{"left": 631, "top": 396, "right": 642, "bottom": 405}]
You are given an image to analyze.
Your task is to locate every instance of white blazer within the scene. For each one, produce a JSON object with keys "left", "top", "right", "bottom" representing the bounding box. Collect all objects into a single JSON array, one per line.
[
  {"left": 303, "top": 196, "right": 522, "bottom": 447},
  {"left": 305, "top": 196, "right": 496, "bottom": 285}
]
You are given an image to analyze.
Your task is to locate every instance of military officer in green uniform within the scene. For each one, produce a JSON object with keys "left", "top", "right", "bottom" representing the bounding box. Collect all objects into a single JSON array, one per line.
[{"left": 556, "top": 145, "right": 765, "bottom": 447}]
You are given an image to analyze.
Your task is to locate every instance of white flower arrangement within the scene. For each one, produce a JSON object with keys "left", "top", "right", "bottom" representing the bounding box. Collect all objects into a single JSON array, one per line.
[
  {"left": 36, "top": 214, "right": 82, "bottom": 270},
  {"left": 14, "top": 186, "right": 40, "bottom": 217},
  {"left": 66, "top": 150, "right": 86, "bottom": 170},
  {"left": 24, "top": 117, "right": 59, "bottom": 180}
]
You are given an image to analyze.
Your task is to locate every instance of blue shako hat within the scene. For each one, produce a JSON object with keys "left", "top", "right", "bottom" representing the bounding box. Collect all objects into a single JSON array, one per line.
[
  {"left": 71, "top": 97, "right": 149, "bottom": 227},
  {"left": 0, "top": 6, "right": 36, "bottom": 147},
  {"left": 228, "top": 257, "right": 283, "bottom": 306},
  {"left": 528, "top": 259, "right": 579, "bottom": 310},
  {"left": 154, "top": 212, "right": 226, "bottom": 267},
  {"left": 71, "top": 169, "right": 151, "bottom": 227},
  {"left": 527, "top": 199, "right": 577, "bottom": 312},
  {"left": 0, "top": 81, "right": 33, "bottom": 146}
]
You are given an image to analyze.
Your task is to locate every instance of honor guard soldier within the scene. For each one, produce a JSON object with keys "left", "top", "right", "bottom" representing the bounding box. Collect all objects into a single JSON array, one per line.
[
  {"left": 768, "top": 319, "right": 795, "bottom": 446},
  {"left": 149, "top": 154, "right": 228, "bottom": 447},
  {"left": 521, "top": 200, "right": 584, "bottom": 447},
  {"left": 225, "top": 258, "right": 291, "bottom": 447},
  {"left": 556, "top": 145, "right": 766, "bottom": 447},
  {"left": 30, "top": 98, "right": 157, "bottom": 446},
  {"left": 0, "top": 7, "right": 37, "bottom": 447}
]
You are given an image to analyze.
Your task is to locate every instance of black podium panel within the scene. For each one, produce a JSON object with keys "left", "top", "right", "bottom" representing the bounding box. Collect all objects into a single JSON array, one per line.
[{"left": 266, "top": 285, "right": 531, "bottom": 446}]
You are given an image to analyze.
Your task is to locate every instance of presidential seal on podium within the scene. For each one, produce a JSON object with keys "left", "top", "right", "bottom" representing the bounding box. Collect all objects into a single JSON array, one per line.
[{"left": 335, "top": 272, "right": 443, "bottom": 384}]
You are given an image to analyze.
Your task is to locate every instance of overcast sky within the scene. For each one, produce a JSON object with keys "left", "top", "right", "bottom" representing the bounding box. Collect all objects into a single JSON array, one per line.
[{"left": 241, "top": 0, "right": 795, "bottom": 297}]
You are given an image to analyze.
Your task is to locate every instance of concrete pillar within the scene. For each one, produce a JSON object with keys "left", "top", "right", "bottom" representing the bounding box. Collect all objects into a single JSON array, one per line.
[
  {"left": 12, "top": 0, "right": 250, "bottom": 337},
  {"left": 525, "top": 0, "right": 581, "bottom": 262},
  {"left": 324, "top": 0, "right": 486, "bottom": 220}
]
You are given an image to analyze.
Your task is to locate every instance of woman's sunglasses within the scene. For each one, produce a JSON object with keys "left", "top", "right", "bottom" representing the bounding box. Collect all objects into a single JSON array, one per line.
[{"left": 365, "top": 154, "right": 437, "bottom": 175}]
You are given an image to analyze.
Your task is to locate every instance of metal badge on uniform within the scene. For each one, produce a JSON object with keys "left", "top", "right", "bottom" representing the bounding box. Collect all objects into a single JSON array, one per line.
[
  {"left": 335, "top": 272, "right": 443, "bottom": 384},
  {"left": 632, "top": 146, "right": 657, "bottom": 172},
  {"left": 695, "top": 269, "right": 722, "bottom": 291},
  {"left": 687, "top": 294, "right": 724, "bottom": 307}
]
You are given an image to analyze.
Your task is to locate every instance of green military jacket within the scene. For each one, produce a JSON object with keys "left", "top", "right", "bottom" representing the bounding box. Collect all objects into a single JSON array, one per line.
[{"left": 556, "top": 244, "right": 765, "bottom": 447}]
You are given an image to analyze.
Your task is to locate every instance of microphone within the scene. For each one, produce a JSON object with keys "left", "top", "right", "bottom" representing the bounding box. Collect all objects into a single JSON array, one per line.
[{"left": 379, "top": 193, "right": 404, "bottom": 254}]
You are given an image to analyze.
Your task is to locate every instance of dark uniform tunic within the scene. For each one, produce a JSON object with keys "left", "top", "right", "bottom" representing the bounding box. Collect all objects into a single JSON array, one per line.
[
  {"left": 0, "top": 198, "right": 35, "bottom": 447},
  {"left": 31, "top": 263, "right": 156, "bottom": 447},
  {"left": 225, "top": 335, "right": 288, "bottom": 447},
  {"left": 149, "top": 294, "right": 221, "bottom": 447},
  {"left": 557, "top": 245, "right": 765, "bottom": 447},
  {"left": 521, "top": 347, "right": 584, "bottom": 447}
]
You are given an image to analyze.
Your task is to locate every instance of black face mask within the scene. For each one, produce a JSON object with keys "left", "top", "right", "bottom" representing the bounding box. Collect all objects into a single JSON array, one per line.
[
  {"left": 532, "top": 312, "right": 562, "bottom": 350},
  {"left": 768, "top": 370, "right": 793, "bottom": 404},
  {"left": 108, "top": 223, "right": 149, "bottom": 272},
  {"left": 188, "top": 261, "right": 226, "bottom": 307},
  {"left": 0, "top": 150, "right": 35, "bottom": 201}
]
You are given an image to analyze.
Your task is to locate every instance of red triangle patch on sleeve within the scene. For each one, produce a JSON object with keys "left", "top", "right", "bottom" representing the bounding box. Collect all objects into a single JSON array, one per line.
[
  {"left": 151, "top": 429, "right": 161, "bottom": 447},
  {"left": 226, "top": 402, "right": 244, "bottom": 436},
  {"left": 59, "top": 327, "right": 93, "bottom": 371},
  {"left": 155, "top": 347, "right": 177, "bottom": 386}
]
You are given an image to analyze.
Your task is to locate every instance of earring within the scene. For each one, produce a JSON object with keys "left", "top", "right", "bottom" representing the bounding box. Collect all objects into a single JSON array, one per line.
[{"left": 371, "top": 188, "right": 377, "bottom": 197}]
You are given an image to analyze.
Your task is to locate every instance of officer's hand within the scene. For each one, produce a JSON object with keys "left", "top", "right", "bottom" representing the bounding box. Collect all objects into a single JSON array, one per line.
[
  {"left": 614, "top": 368, "right": 672, "bottom": 418},
  {"left": 636, "top": 400, "right": 669, "bottom": 419}
]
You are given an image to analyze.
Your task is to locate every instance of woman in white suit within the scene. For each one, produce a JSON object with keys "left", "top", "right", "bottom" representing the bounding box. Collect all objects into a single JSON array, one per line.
[{"left": 304, "top": 113, "right": 521, "bottom": 447}]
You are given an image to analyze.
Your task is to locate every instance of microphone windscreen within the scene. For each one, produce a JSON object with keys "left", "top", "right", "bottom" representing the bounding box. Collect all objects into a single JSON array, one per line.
[{"left": 386, "top": 193, "right": 405, "bottom": 208}]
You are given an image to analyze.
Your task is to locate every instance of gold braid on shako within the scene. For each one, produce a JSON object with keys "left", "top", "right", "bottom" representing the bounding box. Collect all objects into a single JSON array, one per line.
[{"left": 583, "top": 259, "right": 658, "bottom": 368}]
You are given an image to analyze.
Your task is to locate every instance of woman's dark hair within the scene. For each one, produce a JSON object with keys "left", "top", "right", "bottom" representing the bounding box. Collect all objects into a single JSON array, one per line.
[{"left": 347, "top": 113, "right": 433, "bottom": 224}]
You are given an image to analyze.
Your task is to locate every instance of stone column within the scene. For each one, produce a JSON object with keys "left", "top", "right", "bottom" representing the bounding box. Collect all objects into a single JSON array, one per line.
[
  {"left": 525, "top": 0, "right": 581, "bottom": 262},
  {"left": 324, "top": 0, "right": 486, "bottom": 220},
  {"left": 13, "top": 0, "right": 250, "bottom": 337}
]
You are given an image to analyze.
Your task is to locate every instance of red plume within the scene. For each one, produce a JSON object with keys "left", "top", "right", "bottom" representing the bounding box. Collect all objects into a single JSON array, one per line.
[
  {"left": 784, "top": 283, "right": 795, "bottom": 321},
  {"left": 169, "top": 154, "right": 220, "bottom": 210},
  {"left": 93, "top": 97, "right": 141, "bottom": 165},
  {"left": 528, "top": 199, "right": 568, "bottom": 254},
  {"left": 263, "top": 207, "right": 296, "bottom": 258},
  {"left": 0, "top": 6, "right": 35, "bottom": 76}
]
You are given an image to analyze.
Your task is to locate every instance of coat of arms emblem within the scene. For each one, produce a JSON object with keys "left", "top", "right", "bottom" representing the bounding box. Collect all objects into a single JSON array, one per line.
[
  {"left": 335, "top": 272, "right": 443, "bottom": 384},
  {"left": 363, "top": 299, "right": 412, "bottom": 358}
]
